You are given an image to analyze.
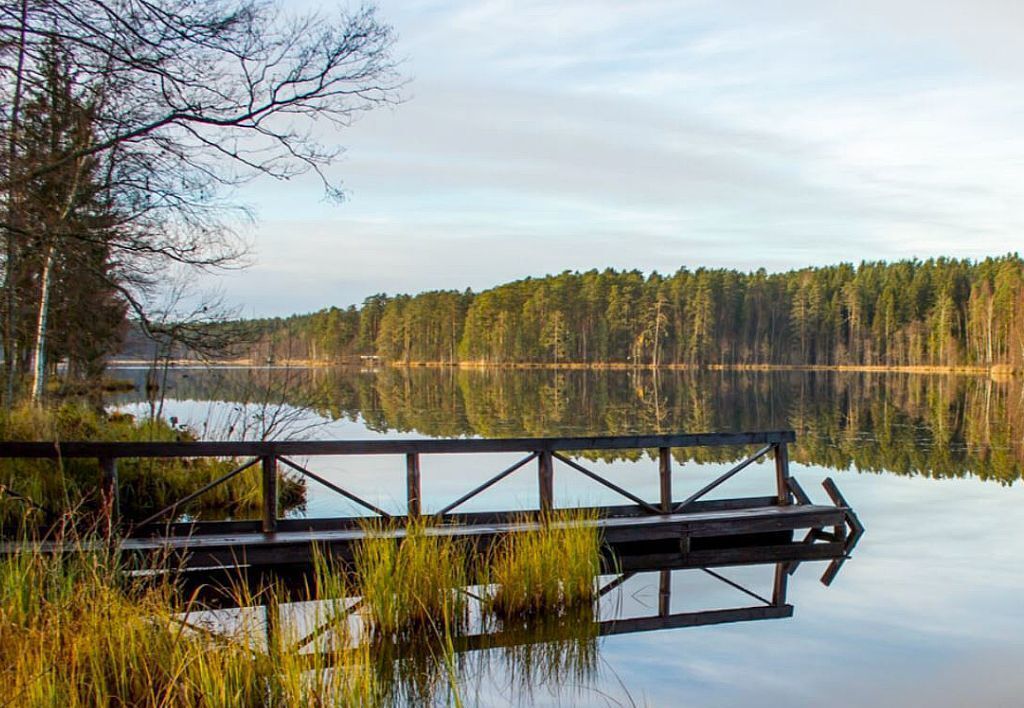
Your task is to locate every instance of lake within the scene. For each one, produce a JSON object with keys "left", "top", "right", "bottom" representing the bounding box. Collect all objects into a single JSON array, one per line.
[{"left": 113, "top": 366, "right": 1024, "bottom": 707}]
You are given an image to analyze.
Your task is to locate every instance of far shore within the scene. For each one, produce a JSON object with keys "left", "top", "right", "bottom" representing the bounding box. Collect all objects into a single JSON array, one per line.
[{"left": 107, "top": 358, "right": 1020, "bottom": 377}]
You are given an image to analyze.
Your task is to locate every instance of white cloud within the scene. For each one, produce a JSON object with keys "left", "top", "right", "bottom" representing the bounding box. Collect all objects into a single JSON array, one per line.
[{"left": 225, "top": 0, "right": 1024, "bottom": 314}]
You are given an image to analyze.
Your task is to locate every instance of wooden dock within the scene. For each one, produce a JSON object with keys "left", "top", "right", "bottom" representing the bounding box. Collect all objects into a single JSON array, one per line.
[{"left": 0, "top": 431, "right": 863, "bottom": 567}]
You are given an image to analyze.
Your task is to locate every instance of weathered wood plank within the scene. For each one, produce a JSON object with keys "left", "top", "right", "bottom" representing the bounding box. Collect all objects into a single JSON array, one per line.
[
  {"left": 659, "top": 447, "right": 672, "bottom": 513},
  {"left": 406, "top": 453, "right": 421, "bottom": 518},
  {"left": 261, "top": 456, "right": 277, "bottom": 534},
  {"left": 775, "top": 442, "right": 791, "bottom": 505},
  {"left": 0, "top": 431, "right": 797, "bottom": 459},
  {"left": 140, "top": 496, "right": 783, "bottom": 538},
  {"left": 538, "top": 450, "right": 554, "bottom": 513},
  {"left": 124, "top": 505, "right": 842, "bottom": 567},
  {"left": 2, "top": 503, "right": 841, "bottom": 566}
]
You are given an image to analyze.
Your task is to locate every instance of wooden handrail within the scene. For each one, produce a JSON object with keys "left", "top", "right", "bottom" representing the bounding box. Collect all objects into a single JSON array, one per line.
[
  {"left": 0, "top": 431, "right": 797, "bottom": 537},
  {"left": 0, "top": 431, "right": 796, "bottom": 459}
]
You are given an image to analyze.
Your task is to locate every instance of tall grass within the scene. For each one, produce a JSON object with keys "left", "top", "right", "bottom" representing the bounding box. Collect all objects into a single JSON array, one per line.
[
  {"left": 353, "top": 518, "right": 469, "bottom": 639},
  {"left": 0, "top": 403, "right": 304, "bottom": 534},
  {"left": 482, "top": 509, "right": 603, "bottom": 618},
  {"left": 0, "top": 540, "right": 385, "bottom": 706},
  {"left": 0, "top": 510, "right": 605, "bottom": 705}
]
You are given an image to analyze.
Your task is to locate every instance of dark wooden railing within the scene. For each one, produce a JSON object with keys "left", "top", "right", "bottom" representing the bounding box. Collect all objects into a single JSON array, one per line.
[{"left": 0, "top": 431, "right": 798, "bottom": 536}]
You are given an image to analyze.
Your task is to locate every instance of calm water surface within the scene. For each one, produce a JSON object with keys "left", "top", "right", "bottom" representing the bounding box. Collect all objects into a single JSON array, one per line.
[{"left": 114, "top": 367, "right": 1024, "bottom": 707}]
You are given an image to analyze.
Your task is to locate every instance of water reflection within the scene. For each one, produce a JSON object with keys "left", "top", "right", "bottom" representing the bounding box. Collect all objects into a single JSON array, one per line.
[
  {"left": 175, "top": 536, "right": 850, "bottom": 706},
  {"left": 114, "top": 366, "right": 1024, "bottom": 484}
]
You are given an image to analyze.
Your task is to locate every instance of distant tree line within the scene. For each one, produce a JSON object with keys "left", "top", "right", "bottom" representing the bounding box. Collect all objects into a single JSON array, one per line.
[{"left": 245, "top": 255, "right": 1024, "bottom": 369}]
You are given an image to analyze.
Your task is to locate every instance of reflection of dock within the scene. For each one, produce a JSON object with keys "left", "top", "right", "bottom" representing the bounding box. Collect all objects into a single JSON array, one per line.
[
  {"left": 0, "top": 431, "right": 863, "bottom": 567},
  {"left": 175, "top": 534, "right": 857, "bottom": 663},
  {"left": 462, "top": 537, "right": 854, "bottom": 651}
]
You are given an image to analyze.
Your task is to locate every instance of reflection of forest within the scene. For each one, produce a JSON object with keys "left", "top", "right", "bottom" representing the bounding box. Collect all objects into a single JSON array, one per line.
[{"left": 137, "top": 367, "right": 1024, "bottom": 484}]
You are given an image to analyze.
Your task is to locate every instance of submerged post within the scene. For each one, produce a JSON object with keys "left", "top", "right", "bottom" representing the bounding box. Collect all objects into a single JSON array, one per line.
[
  {"left": 262, "top": 455, "right": 278, "bottom": 533},
  {"left": 406, "top": 453, "right": 421, "bottom": 518},
  {"left": 538, "top": 450, "right": 554, "bottom": 513},
  {"left": 99, "top": 457, "right": 119, "bottom": 528},
  {"left": 772, "top": 561, "right": 789, "bottom": 606},
  {"left": 658, "top": 447, "right": 671, "bottom": 513},
  {"left": 659, "top": 569, "right": 671, "bottom": 617},
  {"left": 774, "top": 442, "right": 791, "bottom": 505}
]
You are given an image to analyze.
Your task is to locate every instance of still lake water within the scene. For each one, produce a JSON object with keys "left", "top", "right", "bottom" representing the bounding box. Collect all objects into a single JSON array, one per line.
[{"left": 114, "top": 366, "right": 1024, "bottom": 707}]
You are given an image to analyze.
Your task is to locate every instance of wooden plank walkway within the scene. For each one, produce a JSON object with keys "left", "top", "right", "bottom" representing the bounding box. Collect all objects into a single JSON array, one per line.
[
  {"left": 123, "top": 503, "right": 844, "bottom": 568},
  {"left": 1, "top": 503, "right": 848, "bottom": 568}
]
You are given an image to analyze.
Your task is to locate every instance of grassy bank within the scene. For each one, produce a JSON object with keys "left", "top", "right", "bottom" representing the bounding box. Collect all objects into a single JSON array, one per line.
[
  {"left": 0, "top": 543, "right": 380, "bottom": 706},
  {"left": 0, "top": 404, "right": 304, "bottom": 534},
  {"left": 0, "top": 512, "right": 606, "bottom": 705}
]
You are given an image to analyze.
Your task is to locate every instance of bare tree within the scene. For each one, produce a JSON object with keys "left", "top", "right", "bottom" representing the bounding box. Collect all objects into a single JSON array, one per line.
[{"left": 0, "top": 1, "right": 401, "bottom": 401}]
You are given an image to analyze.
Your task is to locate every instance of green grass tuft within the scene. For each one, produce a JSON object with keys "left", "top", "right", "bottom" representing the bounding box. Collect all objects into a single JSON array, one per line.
[
  {"left": 481, "top": 509, "right": 602, "bottom": 618},
  {"left": 353, "top": 518, "right": 469, "bottom": 639}
]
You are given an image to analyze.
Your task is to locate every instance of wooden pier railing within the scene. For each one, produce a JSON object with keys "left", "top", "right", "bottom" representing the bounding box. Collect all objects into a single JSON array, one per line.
[{"left": 0, "top": 431, "right": 799, "bottom": 535}]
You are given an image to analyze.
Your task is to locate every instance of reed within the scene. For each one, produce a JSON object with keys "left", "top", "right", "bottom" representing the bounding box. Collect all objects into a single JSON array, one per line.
[
  {"left": 0, "top": 540, "right": 384, "bottom": 706},
  {"left": 353, "top": 518, "right": 469, "bottom": 638},
  {"left": 0, "top": 511, "right": 605, "bottom": 705},
  {"left": 481, "top": 509, "right": 602, "bottom": 618},
  {"left": 302, "top": 542, "right": 462, "bottom": 706}
]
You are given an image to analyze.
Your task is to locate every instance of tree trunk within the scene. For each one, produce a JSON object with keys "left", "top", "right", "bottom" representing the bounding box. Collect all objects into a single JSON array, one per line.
[
  {"left": 30, "top": 243, "right": 55, "bottom": 402},
  {"left": 4, "top": 0, "right": 30, "bottom": 405}
]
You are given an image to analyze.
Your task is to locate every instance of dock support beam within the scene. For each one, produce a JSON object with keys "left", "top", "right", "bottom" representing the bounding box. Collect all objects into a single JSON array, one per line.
[
  {"left": 658, "top": 569, "right": 671, "bottom": 617},
  {"left": 262, "top": 455, "right": 278, "bottom": 533},
  {"left": 538, "top": 450, "right": 554, "bottom": 514},
  {"left": 774, "top": 442, "right": 791, "bottom": 506},
  {"left": 659, "top": 447, "right": 671, "bottom": 513},
  {"left": 772, "top": 561, "right": 789, "bottom": 606},
  {"left": 406, "top": 453, "right": 421, "bottom": 518}
]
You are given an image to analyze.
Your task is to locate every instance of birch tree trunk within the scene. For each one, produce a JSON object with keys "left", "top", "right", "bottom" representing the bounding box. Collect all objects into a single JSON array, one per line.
[
  {"left": 28, "top": 154, "right": 85, "bottom": 404},
  {"left": 29, "top": 243, "right": 55, "bottom": 402}
]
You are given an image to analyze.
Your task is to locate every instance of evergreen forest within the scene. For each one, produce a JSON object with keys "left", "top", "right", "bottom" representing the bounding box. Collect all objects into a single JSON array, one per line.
[{"left": 244, "top": 255, "right": 1024, "bottom": 370}]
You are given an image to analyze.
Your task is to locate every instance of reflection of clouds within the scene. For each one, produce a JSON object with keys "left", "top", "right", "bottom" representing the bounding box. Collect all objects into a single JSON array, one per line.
[
  {"left": 794, "top": 468, "right": 1024, "bottom": 644},
  {"left": 861, "top": 650, "right": 1024, "bottom": 708},
  {"left": 595, "top": 466, "right": 1024, "bottom": 707}
]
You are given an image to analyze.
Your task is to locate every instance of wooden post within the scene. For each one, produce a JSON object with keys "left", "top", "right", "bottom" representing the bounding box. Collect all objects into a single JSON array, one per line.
[
  {"left": 658, "top": 447, "right": 671, "bottom": 513},
  {"left": 538, "top": 450, "right": 554, "bottom": 514},
  {"left": 406, "top": 453, "right": 421, "bottom": 518},
  {"left": 774, "top": 442, "right": 791, "bottom": 506},
  {"left": 658, "top": 569, "right": 671, "bottom": 617},
  {"left": 772, "top": 561, "right": 789, "bottom": 606},
  {"left": 262, "top": 455, "right": 278, "bottom": 533},
  {"left": 99, "top": 457, "right": 118, "bottom": 530}
]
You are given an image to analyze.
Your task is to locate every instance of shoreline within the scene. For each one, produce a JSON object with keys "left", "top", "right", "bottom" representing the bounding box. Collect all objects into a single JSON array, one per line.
[{"left": 107, "top": 359, "right": 1019, "bottom": 377}]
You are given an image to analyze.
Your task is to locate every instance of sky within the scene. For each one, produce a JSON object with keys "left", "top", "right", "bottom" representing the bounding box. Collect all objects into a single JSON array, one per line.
[{"left": 214, "top": 0, "right": 1024, "bottom": 317}]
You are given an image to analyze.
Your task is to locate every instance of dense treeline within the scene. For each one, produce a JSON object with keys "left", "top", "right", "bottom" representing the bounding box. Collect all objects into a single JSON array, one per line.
[{"left": 246, "top": 256, "right": 1024, "bottom": 369}]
